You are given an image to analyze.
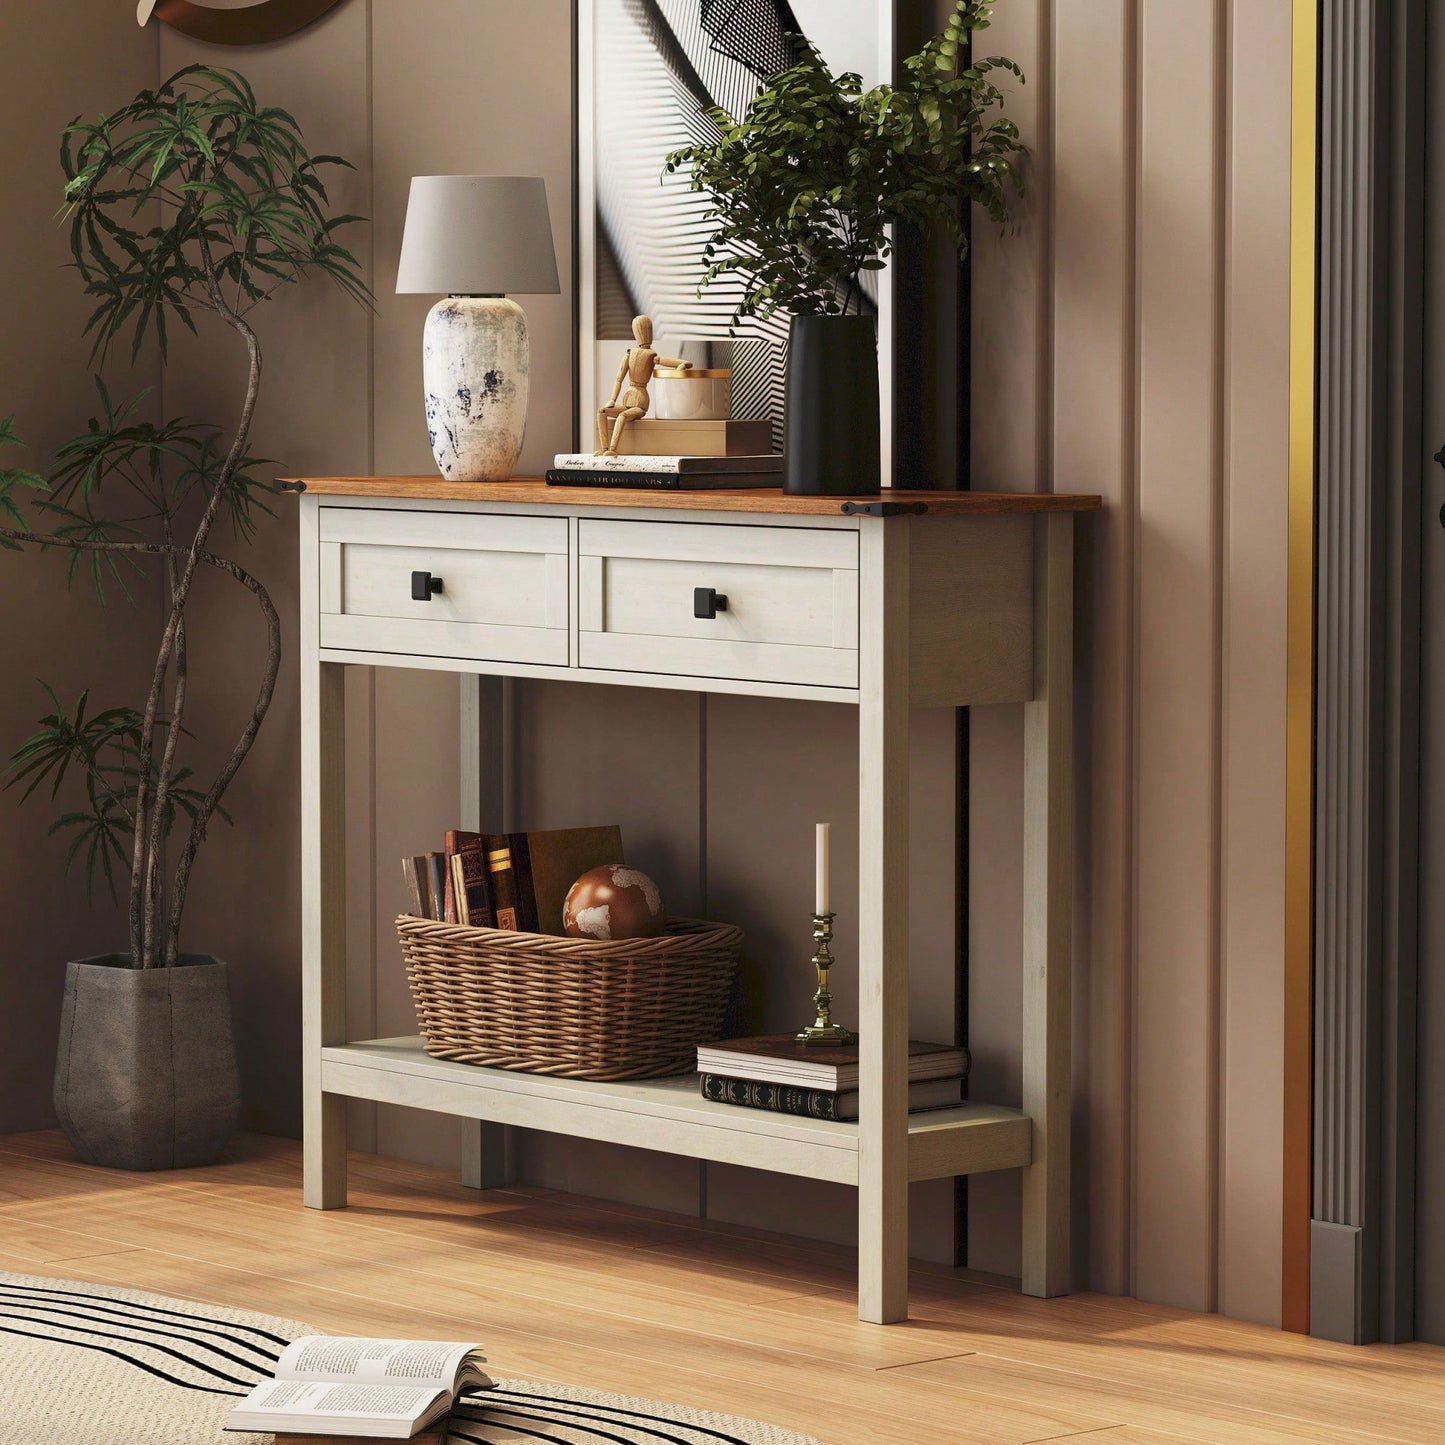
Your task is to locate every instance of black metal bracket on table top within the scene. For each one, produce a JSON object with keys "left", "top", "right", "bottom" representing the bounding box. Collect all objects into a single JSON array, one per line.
[
  {"left": 275, "top": 479, "right": 307, "bottom": 493},
  {"left": 838, "top": 500, "right": 929, "bottom": 517}
]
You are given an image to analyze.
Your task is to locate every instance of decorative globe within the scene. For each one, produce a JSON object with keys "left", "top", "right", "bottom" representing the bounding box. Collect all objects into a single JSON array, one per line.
[{"left": 563, "top": 864, "right": 667, "bottom": 941}]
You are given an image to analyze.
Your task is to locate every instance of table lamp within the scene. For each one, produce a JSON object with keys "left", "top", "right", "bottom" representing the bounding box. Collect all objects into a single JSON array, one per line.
[{"left": 396, "top": 175, "right": 560, "bottom": 481}]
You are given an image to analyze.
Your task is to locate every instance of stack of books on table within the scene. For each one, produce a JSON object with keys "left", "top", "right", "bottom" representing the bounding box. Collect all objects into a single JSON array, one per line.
[
  {"left": 696, "top": 1036, "right": 971, "bottom": 1122},
  {"left": 547, "top": 418, "right": 781, "bottom": 490}
]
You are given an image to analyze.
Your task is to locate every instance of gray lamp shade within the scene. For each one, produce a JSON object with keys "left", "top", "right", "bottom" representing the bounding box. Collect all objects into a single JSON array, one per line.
[{"left": 395, "top": 175, "right": 560, "bottom": 296}]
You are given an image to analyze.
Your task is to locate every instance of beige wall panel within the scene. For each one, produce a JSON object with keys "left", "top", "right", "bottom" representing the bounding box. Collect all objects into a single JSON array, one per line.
[
  {"left": 345, "top": 669, "right": 379, "bottom": 1152},
  {"left": 701, "top": 700, "right": 957, "bottom": 1049},
  {"left": 1052, "top": 1, "right": 1134, "bottom": 1295},
  {"left": 703, "top": 1164, "right": 957, "bottom": 1260},
  {"left": 966, "top": 0, "right": 1044, "bottom": 1279},
  {"left": 372, "top": 665, "right": 465, "bottom": 1166},
  {"left": 371, "top": 0, "right": 575, "bottom": 476},
  {"left": 702, "top": 697, "right": 958, "bottom": 1263},
  {"left": 0, "top": 3, "right": 158, "bottom": 1132},
  {"left": 509, "top": 682, "right": 704, "bottom": 915},
  {"left": 516, "top": 1136, "right": 703, "bottom": 1220},
  {"left": 705, "top": 698, "right": 860, "bottom": 1037},
  {"left": 968, "top": 0, "right": 1048, "bottom": 494},
  {"left": 702, "top": 696, "right": 862, "bottom": 1247},
  {"left": 962, "top": 704, "right": 1024, "bottom": 1276},
  {"left": 506, "top": 680, "right": 705, "bottom": 1205},
  {"left": 1133, "top": 0, "right": 1223, "bottom": 1312},
  {"left": 1218, "top": 0, "right": 1290, "bottom": 1328},
  {"left": 907, "top": 707, "right": 962, "bottom": 1043},
  {"left": 0, "top": 0, "right": 1298, "bottom": 1323},
  {"left": 157, "top": 6, "right": 373, "bottom": 1138},
  {"left": 903, "top": 707, "right": 962, "bottom": 1262},
  {"left": 367, "top": 0, "right": 574, "bottom": 1168}
]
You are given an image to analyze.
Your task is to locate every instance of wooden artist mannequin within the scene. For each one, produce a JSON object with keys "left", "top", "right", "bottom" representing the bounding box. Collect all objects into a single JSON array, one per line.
[{"left": 596, "top": 314, "right": 690, "bottom": 454}]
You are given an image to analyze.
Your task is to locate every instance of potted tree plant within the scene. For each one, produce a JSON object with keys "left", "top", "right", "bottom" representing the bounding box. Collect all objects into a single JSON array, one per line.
[
  {"left": 0, "top": 66, "right": 368, "bottom": 1170},
  {"left": 665, "top": 0, "right": 1025, "bottom": 496}
]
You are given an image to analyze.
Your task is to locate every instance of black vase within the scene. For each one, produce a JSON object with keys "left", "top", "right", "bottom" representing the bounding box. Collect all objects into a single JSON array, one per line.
[{"left": 783, "top": 313, "right": 881, "bottom": 496}]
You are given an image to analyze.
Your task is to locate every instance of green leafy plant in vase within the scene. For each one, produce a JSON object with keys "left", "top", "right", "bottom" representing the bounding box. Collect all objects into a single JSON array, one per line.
[
  {"left": 0, "top": 66, "right": 369, "bottom": 1170},
  {"left": 665, "top": 0, "right": 1025, "bottom": 495}
]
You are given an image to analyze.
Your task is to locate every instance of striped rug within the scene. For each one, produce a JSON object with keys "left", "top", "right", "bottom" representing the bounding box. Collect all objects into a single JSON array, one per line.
[{"left": 0, "top": 1272, "right": 821, "bottom": 1445}]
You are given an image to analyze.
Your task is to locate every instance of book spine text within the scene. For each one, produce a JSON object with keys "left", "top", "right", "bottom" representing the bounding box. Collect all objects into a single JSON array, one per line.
[{"left": 699, "top": 1073, "right": 846, "bottom": 1121}]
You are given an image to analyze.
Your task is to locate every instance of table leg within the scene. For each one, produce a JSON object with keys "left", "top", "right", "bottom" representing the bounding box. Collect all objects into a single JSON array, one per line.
[
  {"left": 461, "top": 1120, "right": 516, "bottom": 1189},
  {"left": 857, "top": 520, "right": 911, "bottom": 1323},
  {"left": 1021, "top": 513, "right": 1074, "bottom": 1296},
  {"left": 459, "top": 673, "right": 514, "bottom": 1189},
  {"left": 302, "top": 491, "right": 348, "bottom": 1208}
]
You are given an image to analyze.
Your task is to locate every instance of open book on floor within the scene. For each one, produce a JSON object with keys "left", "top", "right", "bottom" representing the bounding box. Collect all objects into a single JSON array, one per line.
[{"left": 225, "top": 1337, "right": 493, "bottom": 1438}]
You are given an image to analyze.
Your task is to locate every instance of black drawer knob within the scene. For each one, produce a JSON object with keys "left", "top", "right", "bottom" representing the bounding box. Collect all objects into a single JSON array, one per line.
[
  {"left": 411, "top": 570, "right": 443, "bottom": 601},
  {"left": 694, "top": 586, "right": 728, "bottom": 619}
]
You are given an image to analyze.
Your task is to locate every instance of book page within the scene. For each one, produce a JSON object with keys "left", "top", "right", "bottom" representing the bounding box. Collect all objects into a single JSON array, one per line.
[
  {"left": 275, "top": 1336, "right": 479, "bottom": 1391},
  {"left": 230, "top": 1378, "right": 442, "bottom": 1420}
]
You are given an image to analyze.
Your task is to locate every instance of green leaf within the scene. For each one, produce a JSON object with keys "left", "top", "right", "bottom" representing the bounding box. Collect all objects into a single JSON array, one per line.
[
  {"left": 663, "top": 0, "right": 1022, "bottom": 317},
  {"left": 4, "top": 65, "right": 374, "bottom": 923},
  {"left": 58, "top": 64, "right": 370, "bottom": 363}
]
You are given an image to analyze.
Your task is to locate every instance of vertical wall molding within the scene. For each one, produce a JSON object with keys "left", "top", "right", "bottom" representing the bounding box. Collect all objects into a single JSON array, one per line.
[
  {"left": 1132, "top": 0, "right": 1228, "bottom": 1314},
  {"left": 974, "top": 0, "right": 1291, "bottom": 1312},
  {"left": 1220, "top": 0, "right": 1293, "bottom": 1327},
  {"left": 1310, "top": 0, "right": 1387, "bottom": 1346},
  {"left": 1310, "top": 0, "right": 1424, "bottom": 1345},
  {"left": 1049, "top": 0, "right": 1135, "bottom": 1298},
  {"left": 1283, "top": 0, "right": 1320, "bottom": 1337},
  {"left": 1377, "top": 0, "right": 1424, "bottom": 1346}
]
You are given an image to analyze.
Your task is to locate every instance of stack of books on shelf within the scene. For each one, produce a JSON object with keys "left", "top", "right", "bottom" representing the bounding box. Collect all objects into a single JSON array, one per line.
[
  {"left": 696, "top": 1036, "right": 971, "bottom": 1122},
  {"left": 546, "top": 418, "right": 780, "bottom": 490},
  {"left": 403, "top": 824, "right": 621, "bottom": 934}
]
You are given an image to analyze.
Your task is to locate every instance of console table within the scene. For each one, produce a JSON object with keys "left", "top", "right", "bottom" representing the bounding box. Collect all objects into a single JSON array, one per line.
[{"left": 291, "top": 477, "right": 1100, "bottom": 1323}]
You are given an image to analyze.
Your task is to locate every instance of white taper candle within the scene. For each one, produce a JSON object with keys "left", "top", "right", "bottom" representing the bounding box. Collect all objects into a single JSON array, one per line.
[{"left": 816, "top": 822, "right": 831, "bottom": 914}]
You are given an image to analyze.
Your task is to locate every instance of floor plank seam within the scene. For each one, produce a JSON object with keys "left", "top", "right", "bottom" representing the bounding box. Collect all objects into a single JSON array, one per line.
[
  {"left": 36, "top": 1248, "right": 143, "bottom": 1266},
  {"left": 872, "top": 1350, "right": 980, "bottom": 1372},
  {"left": 1020, "top": 1428, "right": 1126, "bottom": 1445}
]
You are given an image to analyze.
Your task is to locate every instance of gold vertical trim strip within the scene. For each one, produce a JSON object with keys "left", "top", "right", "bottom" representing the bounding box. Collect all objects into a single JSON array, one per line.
[{"left": 1282, "top": 0, "right": 1318, "bottom": 1337}]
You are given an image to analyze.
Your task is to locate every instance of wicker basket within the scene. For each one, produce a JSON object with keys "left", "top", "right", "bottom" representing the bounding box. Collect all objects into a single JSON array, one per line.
[{"left": 397, "top": 915, "right": 743, "bottom": 1080}]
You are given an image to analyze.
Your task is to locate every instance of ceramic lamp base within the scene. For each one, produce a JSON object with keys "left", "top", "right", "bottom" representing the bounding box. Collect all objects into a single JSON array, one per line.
[{"left": 422, "top": 295, "right": 529, "bottom": 481}]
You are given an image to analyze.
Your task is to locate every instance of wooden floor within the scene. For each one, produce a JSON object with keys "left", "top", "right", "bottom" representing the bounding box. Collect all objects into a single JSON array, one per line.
[{"left": 2, "top": 1133, "right": 1442, "bottom": 1445}]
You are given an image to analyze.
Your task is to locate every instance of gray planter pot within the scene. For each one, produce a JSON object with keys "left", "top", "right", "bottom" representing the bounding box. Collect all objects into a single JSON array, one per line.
[{"left": 53, "top": 954, "right": 241, "bottom": 1171}]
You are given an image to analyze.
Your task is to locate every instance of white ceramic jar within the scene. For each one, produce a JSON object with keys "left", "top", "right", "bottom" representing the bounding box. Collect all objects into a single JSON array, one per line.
[{"left": 651, "top": 367, "right": 731, "bottom": 421}]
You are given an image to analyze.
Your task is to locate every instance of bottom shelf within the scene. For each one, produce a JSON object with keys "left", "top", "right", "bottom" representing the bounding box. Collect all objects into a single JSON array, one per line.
[{"left": 320, "top": 1036, "right": 1032, "bottom": 1186}]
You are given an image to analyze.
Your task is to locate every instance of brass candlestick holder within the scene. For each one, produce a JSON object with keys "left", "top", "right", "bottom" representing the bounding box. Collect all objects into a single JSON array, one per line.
[{"left": 796, "top": 912, "right": 855, "bottom": 1046}]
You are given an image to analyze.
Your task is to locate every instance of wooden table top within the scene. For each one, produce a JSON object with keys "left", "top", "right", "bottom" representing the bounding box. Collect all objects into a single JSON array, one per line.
[{"left": 279, "top": 475, "right": 1103, "bottom": 518}]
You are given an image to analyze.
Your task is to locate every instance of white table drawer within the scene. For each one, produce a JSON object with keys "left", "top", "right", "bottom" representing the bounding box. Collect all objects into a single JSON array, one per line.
[
  {"left": 578, "top": 519, "right": 858, "bottom": 688},
  {"left": 318, "top": 508, "right": 569, "bottom": 665}
]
